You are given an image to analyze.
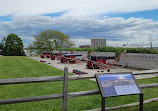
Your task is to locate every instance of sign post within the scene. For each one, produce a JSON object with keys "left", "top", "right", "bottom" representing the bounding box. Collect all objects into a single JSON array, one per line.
[
  {"left": 96, "top": 72, "right": 143, "bottom": 111},
  {"left": 101, "top": 97, "right": 105, "bottom": 111},
  {"left": 140, "top": 94, "right": 143, "bottom": 111}
]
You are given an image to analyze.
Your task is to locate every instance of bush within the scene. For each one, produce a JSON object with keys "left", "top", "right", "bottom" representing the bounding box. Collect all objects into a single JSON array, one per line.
[{"left": 56, "top": 46, "right": 158, "bottom": 57}]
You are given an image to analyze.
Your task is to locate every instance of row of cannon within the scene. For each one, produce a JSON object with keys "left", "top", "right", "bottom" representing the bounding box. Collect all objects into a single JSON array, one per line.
[{"left": 40, "top": 51, "right": 116, "bottom": 69}]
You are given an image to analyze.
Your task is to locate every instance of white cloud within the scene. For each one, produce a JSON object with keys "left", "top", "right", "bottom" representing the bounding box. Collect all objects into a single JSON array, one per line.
[
  {"left": 1, "top": 0, "right": 158, "bottom": 48},
  {"left": 0, "top": 15, "right": 158, "bottom": 47},
  {"left": 71, "top": 38, "right": 91, "bottom": 47},
  {"left": 0, "top": 0, "right": 65, "bottom": 16},
  {"left": 0, "top": 0, "right": 158, "bottom": 17}
]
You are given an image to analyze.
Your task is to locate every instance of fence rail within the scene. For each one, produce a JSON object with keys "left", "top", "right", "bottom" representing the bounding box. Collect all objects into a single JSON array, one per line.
[
  {"left": 85, "top": 97, "right": 158, "bottom": 111},
  {"left": 0, "top": 68, "right": 158, "bottom": 111},
  {"left": 0, "top": 83, "right": 158, "bottom": 105},
  {"left": 0, "top": 75, "right": 96, "bottom": 85},
  {"left": 1, "top": 69, "right": 158, "bottom": 85}
]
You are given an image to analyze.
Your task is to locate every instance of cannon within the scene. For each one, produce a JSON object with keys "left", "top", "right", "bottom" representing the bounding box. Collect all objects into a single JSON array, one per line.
[
  {"left": 90, "top": 55, "right": 115, "bottom": 61},
  {"left": 86, "top": 55, "right": 115, "bottom": 69},
  {"left": 51, "top": 52, "right": 67, "bottom": 60},
  {"left": 73, "top": 69, "right": 87, "bottom": 75},
  {"left": 40, "top": 52, "right": 52, "bottom": 58},
  {"left": 61, "top": 54, "right": 82, "bottom": 64}
]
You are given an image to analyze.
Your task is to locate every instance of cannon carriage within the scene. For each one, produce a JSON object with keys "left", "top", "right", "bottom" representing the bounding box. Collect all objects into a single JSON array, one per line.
[
  {"left": 40, "top": 52, "right": 52, "bottom": 58},
  {"left": 61, "top": 54, "right": 82, "bottom": 64},
  {"left": 50, "top": 50, "right": 72, "bottom": 60},
  {"left": 86, "top": 52, "right": 115, "bottom": 69}
]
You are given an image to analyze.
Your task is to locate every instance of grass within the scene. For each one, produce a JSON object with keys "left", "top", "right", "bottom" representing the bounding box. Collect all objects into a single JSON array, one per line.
[{"left": 0, "top": 56, "right": 158, "bottom": 111}]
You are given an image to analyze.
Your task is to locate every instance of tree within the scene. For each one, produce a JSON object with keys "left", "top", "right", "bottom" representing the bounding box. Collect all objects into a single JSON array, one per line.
[
  {"left": 27, "top": 30, "right": 75, "bottom": 55},
  {"left": 4, "top": 33, "right": 25, "bottom": 56},
  {"left": 0, "top": 43, "right": 3, "bottom": 55},
  {"left": 0, "top": 43, "right": 3, "bottom": 49}
]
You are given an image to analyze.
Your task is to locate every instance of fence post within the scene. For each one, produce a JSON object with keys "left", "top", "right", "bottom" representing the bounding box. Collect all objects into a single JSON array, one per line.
[{"left": 63, "top": 67, "right": 68, "bottom": 111}]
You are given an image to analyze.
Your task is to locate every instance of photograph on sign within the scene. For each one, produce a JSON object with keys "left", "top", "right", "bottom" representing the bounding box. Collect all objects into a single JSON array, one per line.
[{"left": 97, "top": 73, "right": 140, "bottom": 97}]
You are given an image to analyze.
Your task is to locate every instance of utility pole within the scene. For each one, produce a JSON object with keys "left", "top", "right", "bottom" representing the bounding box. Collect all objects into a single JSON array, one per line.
[
  {"left": 2, "top": 37, "right": 6, "bottom": 46},
  {"left": 149, "top": 35, "right": 152, "bottom": 49}
]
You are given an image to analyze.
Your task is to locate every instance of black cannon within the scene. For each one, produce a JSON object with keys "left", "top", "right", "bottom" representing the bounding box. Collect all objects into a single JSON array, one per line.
[
  {"left": 51, "top": 52, "right": 67, "bottom": 60},
  {"left": 86, "top": 55, "right": 115, "bottom": 69},
  {"left": 90, "top": 55, "right": 115, "bottom": 61},
  {"left": 61, "top": 54, "right": 82, "bottom": 63},
  {"left": 64, "top": 54, "right": 82, "bottom": 57}
]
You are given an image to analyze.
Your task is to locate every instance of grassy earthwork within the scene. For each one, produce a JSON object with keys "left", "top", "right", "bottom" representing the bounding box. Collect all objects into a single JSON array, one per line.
[{"left": 0, "top": 56, "right": 158, "bottom": 111}]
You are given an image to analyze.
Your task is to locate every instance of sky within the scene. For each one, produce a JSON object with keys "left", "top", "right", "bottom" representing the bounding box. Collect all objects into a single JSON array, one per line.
[{"left": 0, "top": 0, "right": 158, "bottom": 47}]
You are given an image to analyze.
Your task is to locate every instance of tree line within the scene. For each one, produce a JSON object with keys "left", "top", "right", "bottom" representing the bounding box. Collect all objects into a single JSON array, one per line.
[
  {"left": 1, "top": 29, "right": 157, "bottom": 56},
  {"left": 0, "top": 30, "right": 75, "bottom": 56}
]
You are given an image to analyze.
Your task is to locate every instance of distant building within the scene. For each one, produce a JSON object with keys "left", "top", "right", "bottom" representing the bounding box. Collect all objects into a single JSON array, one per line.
[
  {"left": 79, "top": 45, "right": 91, "bottom": 48},
  {"left": 91, "top": 38, "right": 106, "bottom": 48}
]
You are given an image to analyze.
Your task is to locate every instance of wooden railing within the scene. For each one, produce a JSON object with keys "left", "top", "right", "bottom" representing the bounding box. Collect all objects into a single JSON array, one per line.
[{"left": 0, "top": 68, "right": 158, "bottom": 111}]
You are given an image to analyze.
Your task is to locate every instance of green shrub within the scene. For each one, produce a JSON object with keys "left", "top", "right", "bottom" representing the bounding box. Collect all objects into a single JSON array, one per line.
[{"left": 55, "top": 46, "right": 158, "bottom": 57}]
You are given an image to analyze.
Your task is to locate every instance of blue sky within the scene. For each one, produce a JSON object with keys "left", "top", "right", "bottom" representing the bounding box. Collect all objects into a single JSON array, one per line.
[
  {"left": 0, "top": 15, "right": 12, "bottom": 21},
  {"left": 43, "top": 11, "right": 67, "bottom": 18},
  {"left": 106, "top": 9, "right": 158, "bottom": 21},
  {"left": 0, "top": 0, "right": 158, "bottom": 47}
]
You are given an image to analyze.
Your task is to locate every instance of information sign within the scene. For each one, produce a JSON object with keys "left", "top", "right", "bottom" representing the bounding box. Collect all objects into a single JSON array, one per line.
[
  {"left": 96, "top": 73, "right": 142, "bottom": 97},
  {"left": 96, "top": 72, "right": 143, "bottom": 111}
]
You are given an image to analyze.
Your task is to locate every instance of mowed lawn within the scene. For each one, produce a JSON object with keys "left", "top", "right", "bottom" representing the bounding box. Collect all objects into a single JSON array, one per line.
[{"left": 0, "top": 56, "right": 158, "bottom": 111}]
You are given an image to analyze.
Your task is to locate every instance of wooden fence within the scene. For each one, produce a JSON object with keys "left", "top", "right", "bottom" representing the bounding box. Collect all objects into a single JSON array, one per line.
[{"left": 0, "top": 67, "right": 158, "bottom": 111}]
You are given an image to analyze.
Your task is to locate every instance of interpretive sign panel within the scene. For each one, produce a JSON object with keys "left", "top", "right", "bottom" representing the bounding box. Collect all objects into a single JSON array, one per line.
[{"left": 96, "top": 72, "right": 142, "bottom": 97}]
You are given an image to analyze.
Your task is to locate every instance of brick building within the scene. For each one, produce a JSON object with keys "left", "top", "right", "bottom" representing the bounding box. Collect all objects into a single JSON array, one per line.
[
  {"left": 79, "top": 45, "right": 91, "bottom": 48},
  {"left": 91, "top": 38, "right": 106, "bottom": 48}
]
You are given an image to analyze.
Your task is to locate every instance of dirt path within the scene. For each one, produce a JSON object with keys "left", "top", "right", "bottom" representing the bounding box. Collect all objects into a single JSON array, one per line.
[{"left": 29, "top": 57, "right": 158, "bottom": 79}]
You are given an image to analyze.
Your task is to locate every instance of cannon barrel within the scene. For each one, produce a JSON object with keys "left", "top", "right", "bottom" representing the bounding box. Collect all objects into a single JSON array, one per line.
[
  {"left": 90, "top": 55, "right": 115, "bottom": 61},
  {"left": 53, "top": 52, "right": 67, "bottom": 55},
  {"left": 64, "top": 54, "right": 82, "bottom": 57},
  {"left": 43, "top": 52, "right": 52, "bottom": 54}
]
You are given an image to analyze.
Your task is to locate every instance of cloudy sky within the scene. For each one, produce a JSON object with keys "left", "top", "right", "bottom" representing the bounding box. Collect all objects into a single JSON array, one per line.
[{"left": 0, "top": 0, "right": 158, "bottom": 47}]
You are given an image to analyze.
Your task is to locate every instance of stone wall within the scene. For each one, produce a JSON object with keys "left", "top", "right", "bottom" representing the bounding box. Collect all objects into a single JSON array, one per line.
[
  {"left": 118, "top": 53, "right": 158, "bottom": 69},
  {"left": 73, "top": 51, "right": 88, "bottom": 60},
  {"left": 92, "top": 51, "right": 115, "bottom": 57}
]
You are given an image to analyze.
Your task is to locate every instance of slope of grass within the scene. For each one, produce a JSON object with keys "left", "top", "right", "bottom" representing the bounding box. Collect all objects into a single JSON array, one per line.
[
  {"left": 0, "top": 56, "right": 158, "bottom": 111},
  {"left": 0, "top": 56, "right": 69, "bottom": 79}
]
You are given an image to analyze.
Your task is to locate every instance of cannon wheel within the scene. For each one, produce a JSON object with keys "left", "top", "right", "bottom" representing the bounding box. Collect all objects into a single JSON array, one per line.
[{"left": 51, "top": 55, "right": 55, "bottom": 60}]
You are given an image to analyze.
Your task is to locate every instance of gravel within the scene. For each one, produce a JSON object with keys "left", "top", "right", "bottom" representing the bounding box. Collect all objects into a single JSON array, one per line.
[{"left": 28, "top": 57, "right": 158, "bottom": 79}]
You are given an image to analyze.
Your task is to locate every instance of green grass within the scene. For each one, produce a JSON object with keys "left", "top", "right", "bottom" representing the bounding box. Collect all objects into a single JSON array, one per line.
[
  {"left": 0, "top": 56, "right": 158, "bottom": 111},
  {"left": 113, "top": 101, "right": 158, "bottom": 111}
]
